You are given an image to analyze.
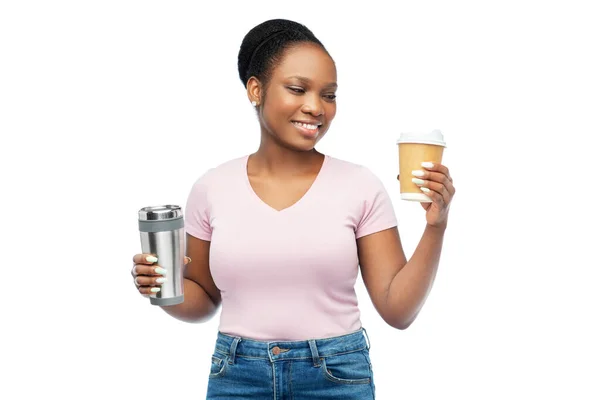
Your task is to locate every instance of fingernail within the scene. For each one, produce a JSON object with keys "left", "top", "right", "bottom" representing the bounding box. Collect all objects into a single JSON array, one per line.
[
  {"left": 412, "top": 178, "right": 425, "bottom": 185},
  {"left": 155, "top": 267, "right": 167, "bottom": 275},
  {"left": 421, "top": 162, "right": 434, "bottom": 169},
  {"left": 412, "top": 170, "right": 425, "bottom": 177},
  {"left": 150, "top": 288, "right": 161, "bottom": 293},
  {"left": 420, "top": 187, "right": 431, "bottom": 193},
  {"left": 156, "top": 277, "right": 167, "bottom": 284},
  {"left": 146, "top": 256, "right": 158, "bottom": 263}
]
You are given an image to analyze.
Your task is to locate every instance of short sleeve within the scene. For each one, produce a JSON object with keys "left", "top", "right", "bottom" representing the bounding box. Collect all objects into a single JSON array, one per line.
[
  {"left": 355, "top": 167, "right": 398, "bottom": 239},
  {"left": 184, "top": 171, "right": 213, "bottom": 241}
]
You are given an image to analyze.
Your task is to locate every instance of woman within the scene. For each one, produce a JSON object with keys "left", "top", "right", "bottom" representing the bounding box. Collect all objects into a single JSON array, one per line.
[{"left": 131, "top": 19, "right": 455, "bottom": 399}]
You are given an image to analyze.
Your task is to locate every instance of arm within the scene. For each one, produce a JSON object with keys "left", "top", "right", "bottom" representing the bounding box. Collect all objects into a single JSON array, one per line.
[
  {"left": 159, "top": 233, "right": 222, "bottom": 323},
  {"left": 358, "top": 162, "right": 454, "bottom": 329},
  {"left": 357, "top": 224, "right": 445, "bottom": 330}
]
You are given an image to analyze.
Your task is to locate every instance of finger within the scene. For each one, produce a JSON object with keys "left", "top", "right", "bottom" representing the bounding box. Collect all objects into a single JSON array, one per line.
[
  {"left": 419, "top": 187, "right": 445, "bottom": 208},
  {"left": 414, "top": 180, "right": 451, "bottom": 205},
  {"left": 132, "top": 263, "right": 168, "bottom": 277},
  {"left": 421, "top": 162, "right": 452, "bottom": 182},
  {"left": 426, "top": 172, "right": 456, "bottom": 199},
  {"left": 412, "top": 170, "right": 454, "bottom": 197},
  {"left": 447, "top": 171, "right": 456, "bottom": 195},
  {"left": 430, "top": 181, "right": 451, "bottom": 205},
  {"left": 413, "top": 170, "right": 449, "bottom": 185},
  {"left": 132, "top": 254, "right": 159, "bottom": 265},
  {"left": 135, "top": 275, "right": 167, "bottom": 288},
  {"left": 138, "top": 285, "right": 162, "bottom": 296}
]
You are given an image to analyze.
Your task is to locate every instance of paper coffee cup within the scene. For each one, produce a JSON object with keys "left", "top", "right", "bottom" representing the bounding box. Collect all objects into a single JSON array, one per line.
[{"left": 396, "top": 130, "right": 446, "bottom": 202}]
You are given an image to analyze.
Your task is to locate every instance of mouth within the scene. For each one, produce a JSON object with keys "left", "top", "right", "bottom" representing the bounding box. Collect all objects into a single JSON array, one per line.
[{"left": 291, "top": 121, "right": 322, "bottom": 138}]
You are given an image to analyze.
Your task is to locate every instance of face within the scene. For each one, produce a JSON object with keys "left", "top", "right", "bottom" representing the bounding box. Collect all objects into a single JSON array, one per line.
[{"left": 249, "top": 43, "right": 338, "bottom": 151}]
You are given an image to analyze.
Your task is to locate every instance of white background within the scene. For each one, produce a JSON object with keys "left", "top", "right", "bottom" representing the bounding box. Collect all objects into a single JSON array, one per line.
[{"left": 1, "top": 0, "right": 599, "bottom": 399}]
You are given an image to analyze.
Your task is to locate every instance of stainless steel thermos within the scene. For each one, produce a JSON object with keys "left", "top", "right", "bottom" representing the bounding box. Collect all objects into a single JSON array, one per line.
[{"left": 138, "top": 205, "right": 185, "bottom": 306}]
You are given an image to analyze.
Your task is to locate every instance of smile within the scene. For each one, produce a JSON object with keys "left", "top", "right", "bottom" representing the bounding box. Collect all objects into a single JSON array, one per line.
[{"left": 292, "top": 121, "right": 320, "bottom": 137}]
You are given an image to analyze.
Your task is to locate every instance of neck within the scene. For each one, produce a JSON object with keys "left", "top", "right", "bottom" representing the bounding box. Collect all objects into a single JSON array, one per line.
[{"left": 250, "top": 138, "right": 324, "bottom": 178}]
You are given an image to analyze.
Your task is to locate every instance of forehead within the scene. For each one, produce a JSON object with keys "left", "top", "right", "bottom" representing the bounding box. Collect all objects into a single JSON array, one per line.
[{"left": 271, "top": 43, "right": 337, "bottom": 85}]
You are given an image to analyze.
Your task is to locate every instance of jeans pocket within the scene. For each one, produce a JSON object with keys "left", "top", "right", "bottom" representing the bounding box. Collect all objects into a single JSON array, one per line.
[
  {"left": 321, "top": 351, "right": 372, "bottom": 385},
  {"left": 209, "top": 353, "right": 228, "bottom": 379}
]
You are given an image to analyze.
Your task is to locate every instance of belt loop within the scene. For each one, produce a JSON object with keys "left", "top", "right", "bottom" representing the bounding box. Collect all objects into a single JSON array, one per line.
[
  {"left": 308, "top": 339, "right": 321, "bottom": 367},
  {"left": 362, "top": 327, "right": 371, "bottom": 351},
  {"left": 228, "top": 337, "right": 241, "bottom": 365}
]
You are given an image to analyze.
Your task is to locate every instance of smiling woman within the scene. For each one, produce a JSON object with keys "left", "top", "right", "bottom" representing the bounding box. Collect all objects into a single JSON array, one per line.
[
  {"left": 242, "top": 25, "right": 338, "bottom": 149},
  {"left": 131, "top": 17, "right": 454, "bottom": 400}
]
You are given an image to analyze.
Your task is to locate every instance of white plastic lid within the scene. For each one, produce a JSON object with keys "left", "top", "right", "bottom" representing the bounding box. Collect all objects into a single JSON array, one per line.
[{"left": 396, "top": 129, "right": 446, "bottom": 147}]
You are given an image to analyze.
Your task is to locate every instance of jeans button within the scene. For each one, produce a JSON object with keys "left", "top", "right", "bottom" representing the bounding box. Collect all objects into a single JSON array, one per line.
[{"left": 272, "top": 346, "right": 281, "bottom": 355}]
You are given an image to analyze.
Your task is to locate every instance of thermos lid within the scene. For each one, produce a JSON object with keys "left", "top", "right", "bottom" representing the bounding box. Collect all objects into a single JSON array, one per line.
[{"left": 138, "top": 205, "right": 182, "bottom": 221}]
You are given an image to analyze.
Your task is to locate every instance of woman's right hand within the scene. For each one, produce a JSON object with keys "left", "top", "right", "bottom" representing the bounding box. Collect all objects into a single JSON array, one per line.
[{"left": 131, "top": 254, "right": 191, "bottom": 297}]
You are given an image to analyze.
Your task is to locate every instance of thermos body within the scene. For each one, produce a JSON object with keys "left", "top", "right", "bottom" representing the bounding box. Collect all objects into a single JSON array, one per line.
[{"left": 138, "top": 205, "right": 185, "bottom": 306}]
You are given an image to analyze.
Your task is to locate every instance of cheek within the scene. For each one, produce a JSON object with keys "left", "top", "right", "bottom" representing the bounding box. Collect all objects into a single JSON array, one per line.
[
  {"left": 326, "top": 103, "right": 337, "bottom": 121},
  {"left": 264, "top": 94, "right": 300, "bottom": 121},
  {"left": 279, "top": 95, "right": 303, "bottom": 110},
  {"left": 270, "top": 87, "right": 299, "bottom": 107}
]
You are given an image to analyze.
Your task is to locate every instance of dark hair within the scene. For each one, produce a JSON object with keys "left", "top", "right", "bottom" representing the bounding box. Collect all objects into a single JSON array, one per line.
[{"left": 237, "top": 19, "right": 329, "bottom": 90}]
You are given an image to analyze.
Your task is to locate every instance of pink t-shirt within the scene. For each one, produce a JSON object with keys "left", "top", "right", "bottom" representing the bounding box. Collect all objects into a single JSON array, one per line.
[{"left": 184, "top": 154, "right": 398, "bottom": 341}]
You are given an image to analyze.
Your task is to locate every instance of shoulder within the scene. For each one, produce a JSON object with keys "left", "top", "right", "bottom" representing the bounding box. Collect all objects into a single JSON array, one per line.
[
  {"left": 190, "top": 155, "right": 247, "bottom": 189},
  {"left": 326, "top": 155, "right": 384, "bottom": 187}
]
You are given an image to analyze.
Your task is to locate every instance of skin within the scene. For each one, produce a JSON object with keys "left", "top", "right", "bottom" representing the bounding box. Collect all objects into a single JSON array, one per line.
[
  {"left": 132, "top": 42, "right": 456, "bottom": 330},
  {"left": 244, "top": 42, "right": 338, "bottom": 210}
]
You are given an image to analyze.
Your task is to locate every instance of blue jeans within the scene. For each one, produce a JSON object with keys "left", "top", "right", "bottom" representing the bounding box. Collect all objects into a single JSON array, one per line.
[{"left": 207, "top": 327, "right": 376, "bottom": 399}]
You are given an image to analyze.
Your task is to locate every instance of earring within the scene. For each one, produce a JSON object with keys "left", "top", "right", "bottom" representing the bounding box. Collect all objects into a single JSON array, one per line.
[{"left": 251, "top": 101, "right": 257, "bottom": 107}]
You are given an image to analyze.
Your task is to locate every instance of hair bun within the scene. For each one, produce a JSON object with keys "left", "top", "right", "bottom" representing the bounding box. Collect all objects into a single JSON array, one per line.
[{"left": 238, "top": 19, "right": 316, "bottom": 85}]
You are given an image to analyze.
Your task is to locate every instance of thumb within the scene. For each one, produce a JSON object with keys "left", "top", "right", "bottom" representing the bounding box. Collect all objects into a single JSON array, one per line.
[{"left": 185, "top": 256, "right": 192, "bottom": 265}]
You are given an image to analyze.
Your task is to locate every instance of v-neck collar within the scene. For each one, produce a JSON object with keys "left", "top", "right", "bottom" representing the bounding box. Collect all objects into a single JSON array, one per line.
[{"left": 243, "top": 154, "right": 330, "bottom": 215}]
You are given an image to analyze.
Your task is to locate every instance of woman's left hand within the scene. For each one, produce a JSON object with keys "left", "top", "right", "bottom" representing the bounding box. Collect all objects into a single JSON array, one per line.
[
  {"left": 398, "top": 162, "right": 456, "bottom": 228},
  {"left": 417, "top": 162, "right": 455, "bottom": 228}
]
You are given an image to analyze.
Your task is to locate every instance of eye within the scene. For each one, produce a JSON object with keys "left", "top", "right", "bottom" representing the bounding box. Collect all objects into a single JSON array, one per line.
[
  {"left": 324, "top": 94, "right": 337, "bottom": 101},
  {"left": 288, "top": 87, "right": 305, "bottom": 94}
]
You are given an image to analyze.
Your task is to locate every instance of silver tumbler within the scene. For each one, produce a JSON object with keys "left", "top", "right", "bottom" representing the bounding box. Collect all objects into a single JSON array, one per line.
[{"left": 138, "top": 205, "right": 185, "bottom": 306}]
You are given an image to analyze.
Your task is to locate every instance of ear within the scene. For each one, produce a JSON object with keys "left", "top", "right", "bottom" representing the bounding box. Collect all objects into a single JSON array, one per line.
[{"left": 246, "top": 76, "right": 262, "bottom": 105}]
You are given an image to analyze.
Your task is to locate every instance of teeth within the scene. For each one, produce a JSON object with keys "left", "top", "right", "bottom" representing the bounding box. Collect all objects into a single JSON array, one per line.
[{"left": 293, "top": 122, "right": 318, "bottom": 130}]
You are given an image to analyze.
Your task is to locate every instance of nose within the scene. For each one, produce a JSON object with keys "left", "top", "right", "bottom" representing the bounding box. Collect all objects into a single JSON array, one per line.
[{"left": 301, "top": 93, "right": 325, "bottom": 117}]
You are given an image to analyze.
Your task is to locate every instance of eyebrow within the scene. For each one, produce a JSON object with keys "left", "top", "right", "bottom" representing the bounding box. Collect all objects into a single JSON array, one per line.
[{"left": 287, "top": 75, "right": 338, "bottom": 89}]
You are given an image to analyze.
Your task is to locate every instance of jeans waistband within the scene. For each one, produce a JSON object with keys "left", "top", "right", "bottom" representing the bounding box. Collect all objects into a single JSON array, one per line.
[{"left": 213, "top": 327, "right": 371, "bottom": 367}]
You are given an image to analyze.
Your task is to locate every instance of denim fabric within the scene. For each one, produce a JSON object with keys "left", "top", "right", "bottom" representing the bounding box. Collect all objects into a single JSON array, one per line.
[{"left": 206, "top": 327, "right": 376, "bottom": 399}]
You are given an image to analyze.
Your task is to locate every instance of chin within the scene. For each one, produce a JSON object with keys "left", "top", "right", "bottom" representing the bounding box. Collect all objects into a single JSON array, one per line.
[
  {"left": 293, "top": 133, "right": 327, "bottom": 151},
  {"left": 286, "top": 141, "right": 318, "bottom": 152},
  {"left": 268, "top": 124, "right": 328, "bottom": 152}
]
